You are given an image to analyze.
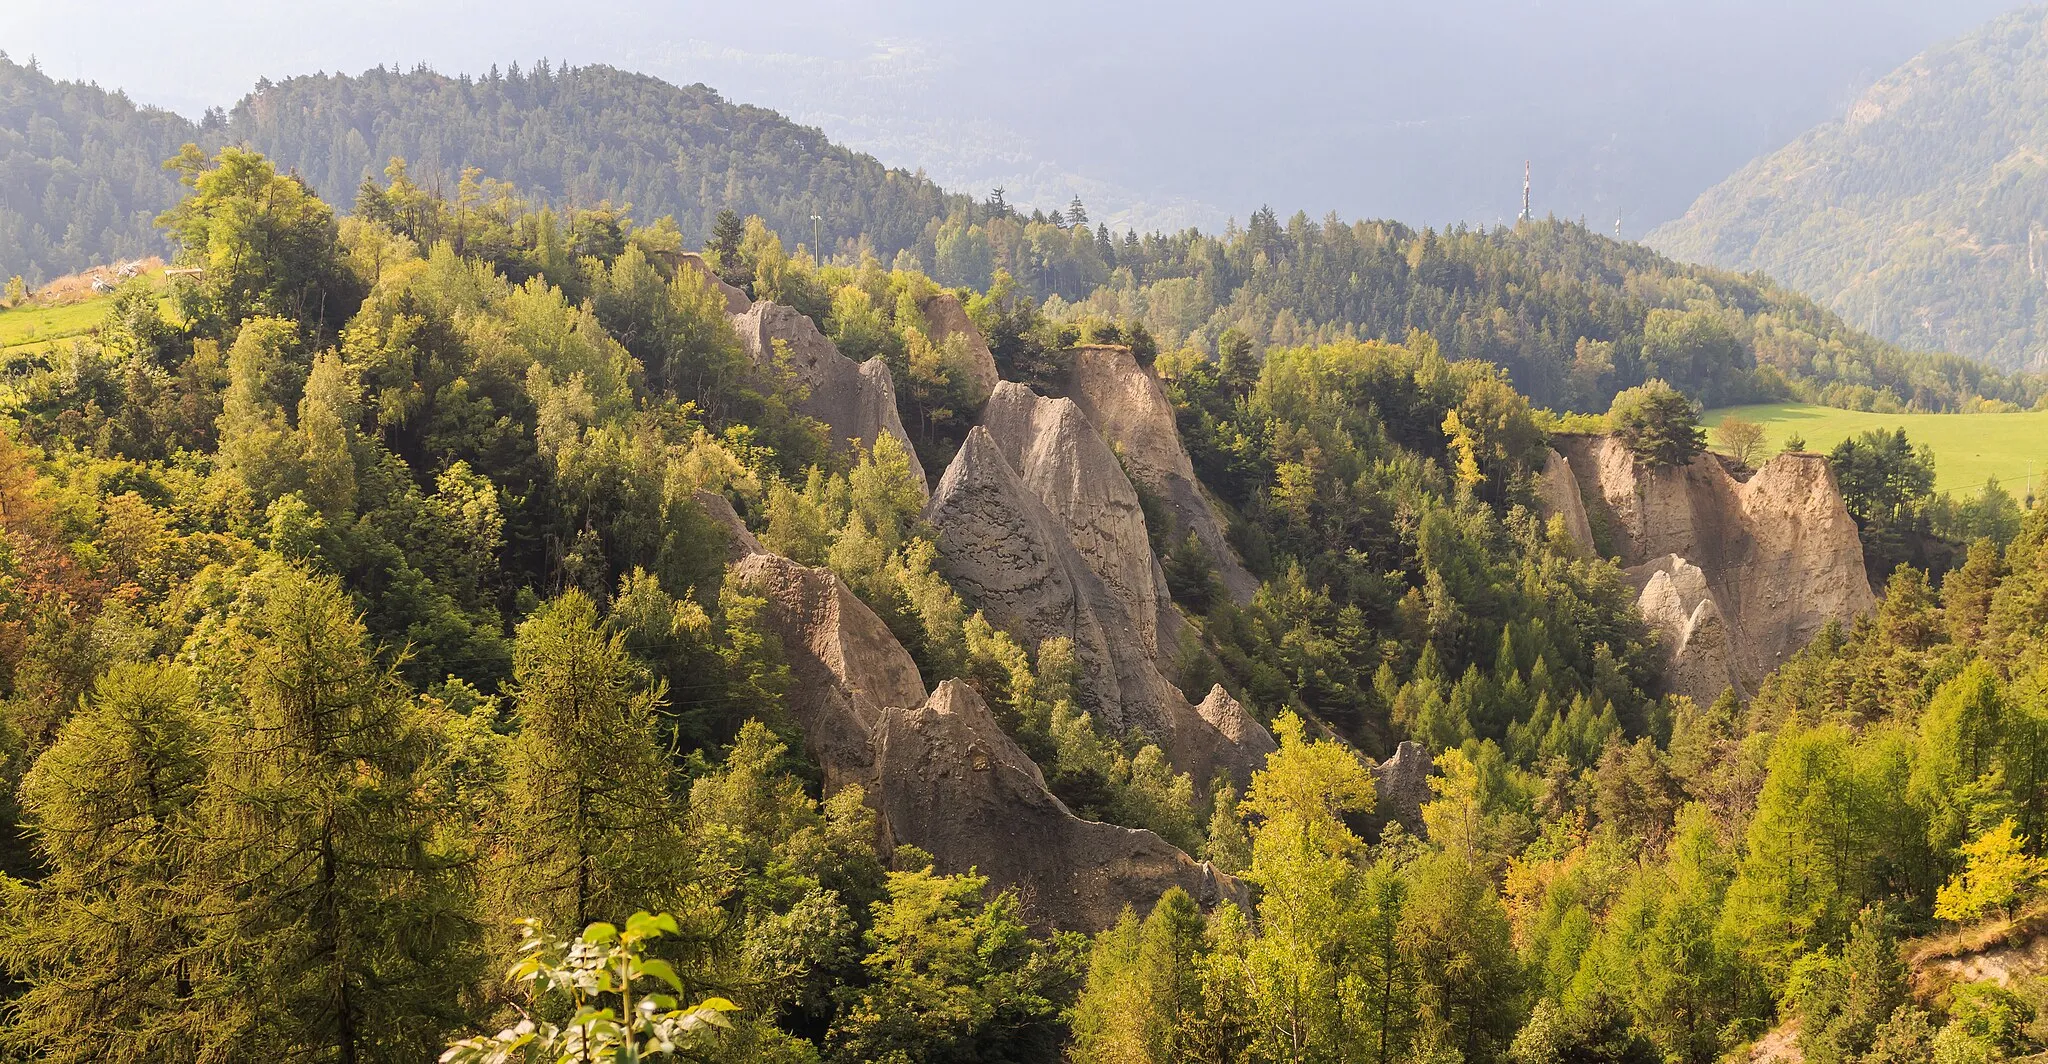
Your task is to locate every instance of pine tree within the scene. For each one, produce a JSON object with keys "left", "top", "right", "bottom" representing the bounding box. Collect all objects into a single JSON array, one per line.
[
  {"left": 707, "top": 207, "right": 748, "bottom": 289},
  {"left": 0, "top": 663, "right": 209, "bottom": 1062},
  {"left": 495, "top": 589, "right": 682, "bottom": 935},
  {"left": 187, "top": 563, "right": 482, "bottom": 1061}
]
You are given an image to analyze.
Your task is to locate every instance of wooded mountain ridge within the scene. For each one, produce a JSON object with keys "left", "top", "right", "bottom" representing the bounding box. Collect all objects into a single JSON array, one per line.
[
  {"left": 7, "top": 53, "right": 2048, "bottom": 417},
  {"left": 1652, "top": 5, "right": 2048, "bottom": 372}
]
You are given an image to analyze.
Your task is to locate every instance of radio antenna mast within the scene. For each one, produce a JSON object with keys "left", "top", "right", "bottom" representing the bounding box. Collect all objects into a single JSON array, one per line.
[{"left": 1519, "top": 161, "right": 1532, "bottom": 224}]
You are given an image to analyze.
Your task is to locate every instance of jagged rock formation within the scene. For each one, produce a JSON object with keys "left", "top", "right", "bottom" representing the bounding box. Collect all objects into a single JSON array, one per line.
[
  {"left": 728, "top": 551, "right": 926, "bottom": 793},
  {"left": 1370, "top": 740, "right": 1432, "bottom": 839},
  {"left": 731, "top": 300, "right": 927, "bottom": 494},
  {"left": 676, "top": 253, "right": 752, "bottom": 316},
  {"left": 978, "top": 382, "right": 1176, "bottom": 659},
  {"left": 728, "top": 542, "right": 1242, "bottom": 930},
  {"left": 694, "top": 490, "right": 762, "bottom": 562},
  {"left": 924, "top": 427, "right": 1273, "bottom": 787},
  {"left": 873, "top": 680, "right": 1246, "bottom": 930},
  {"left": 1629, "top": 554, "right": 1737, "bottom": 707},
  {"left": 1063, "top": 344, "right": 1259, "bottom": 605},
  {"left": 1538, "top": 448, "right": 1595, "bottom": 552},
  {"left": 1189, "top": 685, "right": 1279, "bottom": 787},
  {"left": 1544, "top": 435, "right": 1876, "bottom": 704},
  {"left": 917, "top": 290, "right": 1002, "bottom": 406}
]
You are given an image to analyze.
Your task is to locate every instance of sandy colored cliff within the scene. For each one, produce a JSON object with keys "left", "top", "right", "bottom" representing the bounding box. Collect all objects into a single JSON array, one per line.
[
  {"left": 731, "top": 300, "right": 928, "bottom": 496},
  {"left": 917, "top": 290, "right": 1002, "bottom": 406},
  {"left": 723, "top": 510, "right": 1243, "bottom": 930},
  {"left": 1063, "top": 344, "right": 1259, "bottom": 604},
  {"left": 924, "top": 427, "right": 1274, "bottom": 787},
  {"left": 1543, "top": 436, "right": 1875, "bottom": 704}
]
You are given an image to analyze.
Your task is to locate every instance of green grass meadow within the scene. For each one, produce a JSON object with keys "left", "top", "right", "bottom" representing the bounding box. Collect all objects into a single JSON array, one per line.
[
  {"left": 1703, "top": 402, "right": 2048, "bottom": 497},
  {"left": 0, "top": 296, "right": 114, "bottom": 357}
]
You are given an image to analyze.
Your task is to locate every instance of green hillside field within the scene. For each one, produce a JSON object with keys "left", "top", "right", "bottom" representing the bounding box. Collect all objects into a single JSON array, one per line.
[
  {"left": 1703, "top": 402, "right": 2048, "bottom": 497},
  {"left": 0, "top": 295, "right": 113, "bottom": 357}
]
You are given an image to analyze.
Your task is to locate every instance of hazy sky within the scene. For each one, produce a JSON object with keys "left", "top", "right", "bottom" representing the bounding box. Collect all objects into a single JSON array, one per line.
[{"left": 1, "top": 0, "right": 2028, "bottom": 233}]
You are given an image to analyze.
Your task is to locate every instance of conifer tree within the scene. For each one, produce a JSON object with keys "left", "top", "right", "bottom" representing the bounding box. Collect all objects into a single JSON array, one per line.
[
  {"left": 495, "top": 589, "right": 682, "bottom": 935},
  {"left": 188, "top": 563, "right": 481, "bottom": 1061},
  {"left": 0, "top": 663, "right": 209, "bottom": 1062}
]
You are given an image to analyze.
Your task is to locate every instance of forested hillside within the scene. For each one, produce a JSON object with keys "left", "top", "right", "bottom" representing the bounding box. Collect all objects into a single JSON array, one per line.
[
  {"left": 1042, "top": 212, "right": 2046, "bottom": 413},
  {"left": 0, "top": 56, "right": 971, "bottom": 286},
  {"left": 10, "top": 56, "right": 2045, "bottom": 418},
  {"left": 0, "top": 138, "right": 1648, "bottom": 1062},
  {"left": 0, "top": 54, "right": 191, "bottom": 281},
  {"left": 227, "top": 61, "right": 973, "bottom": 264},
  {"left": 3, "top": 128, "right": 2048, "bottom": 1063},
  {"left": 1651, "top": 6, "right": 2048, "bottom": 371}
]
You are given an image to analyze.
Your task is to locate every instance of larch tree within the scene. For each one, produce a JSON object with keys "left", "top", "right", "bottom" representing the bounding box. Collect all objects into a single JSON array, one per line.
[
  {"left": 0, "top": 663, "right": 210, "bottom": 1063},
  {"left": 187, "top": 563, "right": 481, "bottom": 1062},
  {"left": 494, "top": 589, "right": 683, "bottom": 937}
]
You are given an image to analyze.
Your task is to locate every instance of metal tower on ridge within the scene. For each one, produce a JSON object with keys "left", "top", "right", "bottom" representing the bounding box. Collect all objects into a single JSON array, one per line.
[{"left": 1520, "top": 161, "right": 1531, "bottom": 223}]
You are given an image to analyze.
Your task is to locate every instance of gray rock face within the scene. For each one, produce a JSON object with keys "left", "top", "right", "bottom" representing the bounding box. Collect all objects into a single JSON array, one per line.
[
  {"left": 728, "top": 552, "right": 927, "bottom": 793},
  {"left": 1629, "top": 554, "right": 1738, "bottom": 706},
  {"left": 1063, "top": 344, "right": 1259, "bottom": 605},
  {"left": 872, "top": 680, "right": 1246, "bottom": 930},
  {"left": 1187, "top": 686, "right": 1279, "bottom": 789},
  {"left": 675, "top": 253, "right": 752, "bottom": 316},
  {"left": 732, "top": 546, "right": 1246, "bottom": 931},
  {"left": 918, "top": 290, "right": 1002, "bottom": 407},
  {"left": 1551, "top": 434, "right": 1875, "bottom": 703},
  {"left": 731, "top": 300, "right": 927, "bottom": 496},
  {"left": 978, "top": 382, "right": 1173, "bottom": 659},
  {"left": 1538, "top": 448, "right": 1596, "bottom": 554},
  {"left": 1370, "top": 740, "right": 1432, "bottom": 839},
  {"left": 924, "top": 427, "right": 1273, "bottom": 787},
  {"left": 924, "top": 427, "right": 1159, "bottom": 730}
]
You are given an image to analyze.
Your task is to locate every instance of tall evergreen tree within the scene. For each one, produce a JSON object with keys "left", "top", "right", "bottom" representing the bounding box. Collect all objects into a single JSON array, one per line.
[
  {"left": 494, "top": 589, "right": 682, "bottom": 935},
  {"left": 188, "top": 564, "right": 480, "bottom": 1061}
]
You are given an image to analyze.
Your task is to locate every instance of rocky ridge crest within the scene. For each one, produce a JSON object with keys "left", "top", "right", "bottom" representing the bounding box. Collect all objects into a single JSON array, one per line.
[{"left": 722, "top": 521, "right": 1245, "bottom": 930}]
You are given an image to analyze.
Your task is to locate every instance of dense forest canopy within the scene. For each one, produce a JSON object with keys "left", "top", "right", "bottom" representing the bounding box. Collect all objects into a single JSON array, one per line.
[
  {"left": 1652, "top": 5, "right": 2048, "bottom": 372},
  {"left": 6, "top": 55, "right": 2045, "bottom": 417},
  {"left": 0, "top": 53, "right": 191, "bottom": 280},
  {"left": 0, "top": 55, "right": 969, "bottom": 286},
  {"left": 9, "top": 45, "right": 2048, "bottom": 1063},
  {"left": 0, "top": 138, "right": 2045, "bottom": 1064},
  {"left": 226, "top": 61, "right": 974, "bottom": 266}
]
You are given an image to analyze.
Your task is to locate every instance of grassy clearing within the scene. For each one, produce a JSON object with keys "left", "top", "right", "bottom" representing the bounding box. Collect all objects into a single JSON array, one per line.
[
  {"left": 1703, "top": 402, "right": 2048, "bottom": 497},
  {"left": 0, "top": 296, "right": 116, "bottom": 356},
  {"left": 0, "top": 262, "right": 174, "bottom": 359}
]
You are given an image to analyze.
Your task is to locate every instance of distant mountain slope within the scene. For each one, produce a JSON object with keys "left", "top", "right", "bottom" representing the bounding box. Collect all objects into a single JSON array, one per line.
[
  {"left": 227, "top": 62, "right": 970, "bottom": 263},
  {"left": 1068, "top": 215, "right": 2043, "bottom": 413},
  {"left": 1649, "top": 6, "right": 2048, "bottom": 371},
  {"left": 6, "top": 54, "right": 2040, "bottom": 417},
  {"left": 0, "top": 54, "right": 192, "bottom": 282},
  {"left": 0, "top": 57, "right": 973, "bottom": 283}
]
